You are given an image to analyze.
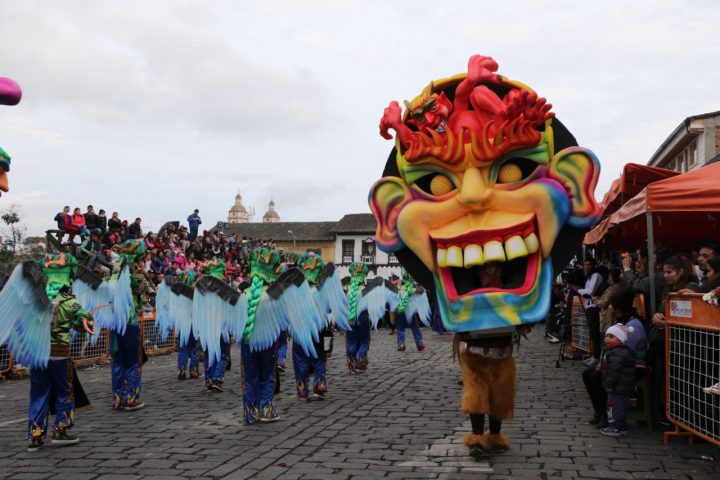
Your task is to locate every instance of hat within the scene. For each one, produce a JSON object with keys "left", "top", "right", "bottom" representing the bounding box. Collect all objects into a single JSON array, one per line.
[{"left": 606, "top": 323, "right": 633, "bottom": 343}]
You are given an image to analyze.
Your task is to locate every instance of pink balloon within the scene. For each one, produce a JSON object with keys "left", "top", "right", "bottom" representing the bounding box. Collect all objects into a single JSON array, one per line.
[{"left": 0, "top": 77, "right": 22, "bottom": 106}]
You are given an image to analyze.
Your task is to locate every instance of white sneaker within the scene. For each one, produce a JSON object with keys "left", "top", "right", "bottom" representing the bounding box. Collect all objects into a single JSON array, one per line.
[{"left": 547, "top": 335, "right": 560, "bottom": 344}]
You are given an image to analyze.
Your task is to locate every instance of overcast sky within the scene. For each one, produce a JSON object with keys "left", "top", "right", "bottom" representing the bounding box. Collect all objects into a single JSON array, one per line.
[{"left": 1, "top": 0, "right": 719, "bottom": 237}]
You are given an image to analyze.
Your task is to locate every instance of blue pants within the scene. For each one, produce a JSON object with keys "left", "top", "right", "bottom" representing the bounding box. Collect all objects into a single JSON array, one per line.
[
  {"left": 346, "top": 311, "right": 370, "bottom": 370},
  {"left": 241, "top": 341, "right": 277, "bottom": 424},
  {"left": 110, "top": 324, "right": 142, "bottom": 409},
  {"left": 607, "top": 393, "right": 630, "bottom": 431},
  {"left": 177, "top": 330, "right": 199, "bottom": 374},
  {"left": 277, "top": 331, "right": 288, "bottom": 367},
  {"left": 292, "top": 338, "right": 326, "bottom": 397},
  {"left": 396, "top": 312, "right": 423, "bottom": 348},
  {"left": 28, "top": 357, "right": 74, "bottom": 439},
  {"left": 204, "top": 337, "right": 228, "bottom": 382}
]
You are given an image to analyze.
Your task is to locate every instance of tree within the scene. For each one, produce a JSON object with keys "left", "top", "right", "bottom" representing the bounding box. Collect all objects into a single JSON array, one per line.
[{"left": 0, "top": 204, "right": 28, "bottom": 272}]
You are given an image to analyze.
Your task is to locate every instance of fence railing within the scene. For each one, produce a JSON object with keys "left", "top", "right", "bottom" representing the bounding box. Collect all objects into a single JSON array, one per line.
[
  {"left": 0, "top": 309, "right": 177, "bottom": 379},
  {"left": 663, "top": 293, "right": 720, "bottom": 446}
]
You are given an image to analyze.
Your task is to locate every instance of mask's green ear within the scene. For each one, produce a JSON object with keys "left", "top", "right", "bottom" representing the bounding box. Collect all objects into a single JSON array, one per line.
[
  {"left": 368, "top": 176, "right": 412, "bottom": 251},
  {"left": 549, "top": 147, "right": 602, "bottom": 228}
]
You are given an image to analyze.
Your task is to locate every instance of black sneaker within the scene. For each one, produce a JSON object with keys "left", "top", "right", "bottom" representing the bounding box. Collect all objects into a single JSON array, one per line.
[
  {"left": 211, "top": 381, "right": 223, "bottom": 392},
  {"left": 51, "top": 429, "right": 80, "bottom": 445},
  {"left": 27, "top": 437, "right": 45, "bottom": 452}
]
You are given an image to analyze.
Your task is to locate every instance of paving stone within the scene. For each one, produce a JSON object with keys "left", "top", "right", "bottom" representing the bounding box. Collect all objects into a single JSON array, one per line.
[{"left": 0, "top": 330, "right": 718, "bottom": 479}]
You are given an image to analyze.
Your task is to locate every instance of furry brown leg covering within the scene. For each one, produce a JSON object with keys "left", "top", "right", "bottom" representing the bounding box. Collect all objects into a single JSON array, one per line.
[
  {"left": 459, "top": 353, "right": 516, "bottom": 419},
  {"left": 463, "top": 432, "right": 510, "bottom": 452}
]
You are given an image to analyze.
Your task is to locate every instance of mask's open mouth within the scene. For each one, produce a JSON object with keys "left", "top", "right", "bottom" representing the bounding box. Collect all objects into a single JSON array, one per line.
[{"left": 432, "top": 216, "right": 541, "bottom": 302}]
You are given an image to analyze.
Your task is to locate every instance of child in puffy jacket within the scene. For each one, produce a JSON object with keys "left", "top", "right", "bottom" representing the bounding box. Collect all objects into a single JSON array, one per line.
[{"left": 600, "top": 323, "right": 637, "bottom": 437}]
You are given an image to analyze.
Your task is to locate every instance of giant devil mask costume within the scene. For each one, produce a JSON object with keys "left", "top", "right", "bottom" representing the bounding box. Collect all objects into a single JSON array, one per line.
[
  {"left": 369, "top": 55, "right": 601, "bottom": 452},
  {"left": 370, "top": 54, "right": 601, "bottom": 332}
]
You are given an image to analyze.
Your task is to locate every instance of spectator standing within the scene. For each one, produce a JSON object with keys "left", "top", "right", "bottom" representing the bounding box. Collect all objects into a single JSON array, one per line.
[
  {"left": 622, "top": 247, "right": 666, "bottom": 313},
  {"left": 572, "top": 258, "right": 605, "bottom": 367},
  {"left": 54, "top": 206, "right": 70, "bottom": 242},
  {"left": 128, "top": 217, "right": 142, "bottom": 240},
  {"left": 187, "top": 209, "right": 202, "bottom": 242},
  {"left": 599, "top": 323, "right": 638, "bottom": 437},
  {"left": 695, "top": 239, "right": 720, "bottom": 292}
]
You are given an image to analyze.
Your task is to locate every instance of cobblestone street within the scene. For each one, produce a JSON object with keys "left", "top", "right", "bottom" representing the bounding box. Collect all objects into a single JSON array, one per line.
[{"left": 1, "top": 329, "right": 719, "bottom": 479}]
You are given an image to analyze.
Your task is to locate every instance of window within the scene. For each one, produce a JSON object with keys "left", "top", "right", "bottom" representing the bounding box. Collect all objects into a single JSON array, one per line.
[{"left": 342, "top": 240, "right": 354, "bottom": 264}]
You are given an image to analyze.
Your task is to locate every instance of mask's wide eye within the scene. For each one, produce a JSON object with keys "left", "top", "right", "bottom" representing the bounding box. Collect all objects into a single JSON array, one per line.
[
  {"left": 414, "top": 173, "right": 455, "bottom": 196},
  {"left": 497, "top": 157, "right": 540, "bottom": 184}
]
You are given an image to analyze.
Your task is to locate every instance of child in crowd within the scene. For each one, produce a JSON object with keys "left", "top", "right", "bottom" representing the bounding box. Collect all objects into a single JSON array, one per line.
[{"left": 600, "top": 323, "right": 637, "bottom": 437}]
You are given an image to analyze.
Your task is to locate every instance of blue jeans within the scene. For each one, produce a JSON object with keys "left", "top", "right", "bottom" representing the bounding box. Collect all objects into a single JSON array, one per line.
[
  {"left": 396, "top": 312, "right": 423, "bottom": 347},
  {"left": 110, "top": 324, "right": 142, "bottom": 409},
  {"left": 346, "top": 311, "right": 370, "bottom": 370},
  {"left": 241, "top": 341, "right": 277, "bottom": 424}
]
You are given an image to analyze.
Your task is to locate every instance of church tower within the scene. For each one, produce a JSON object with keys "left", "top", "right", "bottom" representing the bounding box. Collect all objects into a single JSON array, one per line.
[
  {"left": 262, "top": 198, "right": 280, "bottom": 223},
  {"left": 227, "top": 193, "right": 252, "bottom": 224}
]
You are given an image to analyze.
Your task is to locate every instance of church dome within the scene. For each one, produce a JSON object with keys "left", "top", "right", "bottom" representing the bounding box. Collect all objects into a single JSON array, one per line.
[{"left": 262, "top": 198, "right": 280, "bottom": 222}]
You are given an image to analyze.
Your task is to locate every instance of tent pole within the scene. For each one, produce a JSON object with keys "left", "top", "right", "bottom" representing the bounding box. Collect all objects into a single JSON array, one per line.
[{"left": 646, "top": 212, "right": 656, "bottom": 315}]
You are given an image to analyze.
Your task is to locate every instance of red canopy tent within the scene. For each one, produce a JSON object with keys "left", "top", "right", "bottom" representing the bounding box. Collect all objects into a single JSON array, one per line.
[{"left": 584, "top": 162, "right": 720, "bottom": 249}]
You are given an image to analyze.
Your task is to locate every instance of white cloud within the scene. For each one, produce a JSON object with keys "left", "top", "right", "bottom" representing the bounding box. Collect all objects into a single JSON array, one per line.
[{"left": 2, "top": 0, "right": 720, "bottom": 237}]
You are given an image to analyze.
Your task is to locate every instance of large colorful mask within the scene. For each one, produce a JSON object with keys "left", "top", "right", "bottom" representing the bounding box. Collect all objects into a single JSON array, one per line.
[
  {"left": 250, "top": 246, "right": 282, "bottom": 285},
  {"left": 0, "top": 77, "right": 22, "bottom": 195},
  {"left": 296, "top": 251, "right": 325, "bottom": 287},
  {"left": 370, "top": 55, "right": 601, "bottom": 332}
]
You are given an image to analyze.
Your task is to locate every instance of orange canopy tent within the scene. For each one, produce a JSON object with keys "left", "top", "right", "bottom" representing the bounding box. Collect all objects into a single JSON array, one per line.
[
  {"left": 598, "top": 163, "right": 679, "bottom": 217},
  {"left": 584, "top": 162, "right": 720, "bottom": 249}
]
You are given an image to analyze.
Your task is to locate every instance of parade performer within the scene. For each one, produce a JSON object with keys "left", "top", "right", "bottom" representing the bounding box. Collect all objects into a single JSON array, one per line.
[
  {"left": 344, "top": 262, "right": 398, "bottom": 373},
  {"left": 228, "top": 245, "right": 323, "bottom": 424},
  {"left": 0, "top": 76, "right": 21, "bottom": 196},
  {"left": 395, "top": 268, "right": 431, "bottom": 352},
  {"left": 109, "top": 237, "right": 147, "bottom": 410},
  {"left": 0, "top": 253, "right": 93, "bottom": 451},
  {"left": 194, "top": 256, "right": 230, "bottom": 391},
  {"left": 293, "top": 251, "right": 350, "bottom": 399},
  {"left": 370, "top": 54, "right": 601, "bottom": 455},
  {"left": 156, "top": 268, "right": 199, "bottom": 381}
]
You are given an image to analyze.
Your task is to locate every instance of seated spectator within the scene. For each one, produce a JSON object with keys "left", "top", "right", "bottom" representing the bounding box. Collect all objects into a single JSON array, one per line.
[
  {"left": 595, "top": 268, "right": 623, "bottom": 336},
  {"left": 128, "top": 217, "right": 142, "bottom": 239},
  {"left": 84, "top": 205, "right": 101, "bottom": 234},
  {"left": 97, "top": 209, "right": 108, "bottom": 233},
  {"left": 71, "top": 207, "right": 91, "bottom": 237},
  {"left": 108, "top": 211, "right": 122, "bottom": 232}
]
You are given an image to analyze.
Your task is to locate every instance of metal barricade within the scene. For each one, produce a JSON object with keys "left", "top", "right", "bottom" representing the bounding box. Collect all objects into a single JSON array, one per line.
[
  {"left": 0, "top": 344, "right": 12, "bottom": 381},
  {"left": 70, "top": 328, "right": 110, "bottom": 366},
  {"left": 140, "top": 309, "right": 176, "bottom": 356},
  {"left": 570, "top": 298, "right": 591, "bottom": 354},
  {"left": 664, "top": 293, "right": 720, "bottom": 446}
]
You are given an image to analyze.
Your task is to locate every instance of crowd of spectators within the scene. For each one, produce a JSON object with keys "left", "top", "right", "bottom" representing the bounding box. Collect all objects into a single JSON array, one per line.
[
  {"left": 545, "top": 239, "right": 720, "bottom": 436},
  {"left": 51, "top": 205, "right": 287, "bottom": 290}
]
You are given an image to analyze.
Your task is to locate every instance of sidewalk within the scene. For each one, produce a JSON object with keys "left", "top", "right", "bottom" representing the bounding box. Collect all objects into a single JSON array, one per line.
[{"left": 0, "top": 328, "right": 718, "bottom": 479}]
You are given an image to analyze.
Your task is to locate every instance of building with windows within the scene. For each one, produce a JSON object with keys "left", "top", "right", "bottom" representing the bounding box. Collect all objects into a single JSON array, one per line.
[
  {"left": 213, "top": 199, "right": 402, "bottom": 278},
  {"left": 647, "top": 110, "right": 720, "bottom": 172}
]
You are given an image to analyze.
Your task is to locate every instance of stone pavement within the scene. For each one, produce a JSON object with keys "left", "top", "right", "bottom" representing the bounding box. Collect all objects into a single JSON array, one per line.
[{"left": 0, "top": 328, "right": 719, "bottom": 480}]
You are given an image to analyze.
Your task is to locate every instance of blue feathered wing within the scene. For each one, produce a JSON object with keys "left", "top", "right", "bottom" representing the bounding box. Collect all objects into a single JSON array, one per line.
[
  {"left": 248, "top": 268, "right": 322, "bottom": 357},
  {"left": 0, "top": 261, "right": 53, "bottom": 368},
  {"left": 359, "top": 277, "right": 399, "bottom": 329},
  {"left": 316, "top": 263, "right": 350, "bottom": 331},
  {"left": 406, "top": 288, "right": 432, "bottom": 327},
  {"left": 72, "top": 266, "right": 113, "bottom": 345}
]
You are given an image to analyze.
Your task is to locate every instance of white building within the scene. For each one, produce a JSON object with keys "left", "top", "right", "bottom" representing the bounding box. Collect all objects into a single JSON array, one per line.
[{"left": 333, "top": 213, "right": 401, "bottom": 280}]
